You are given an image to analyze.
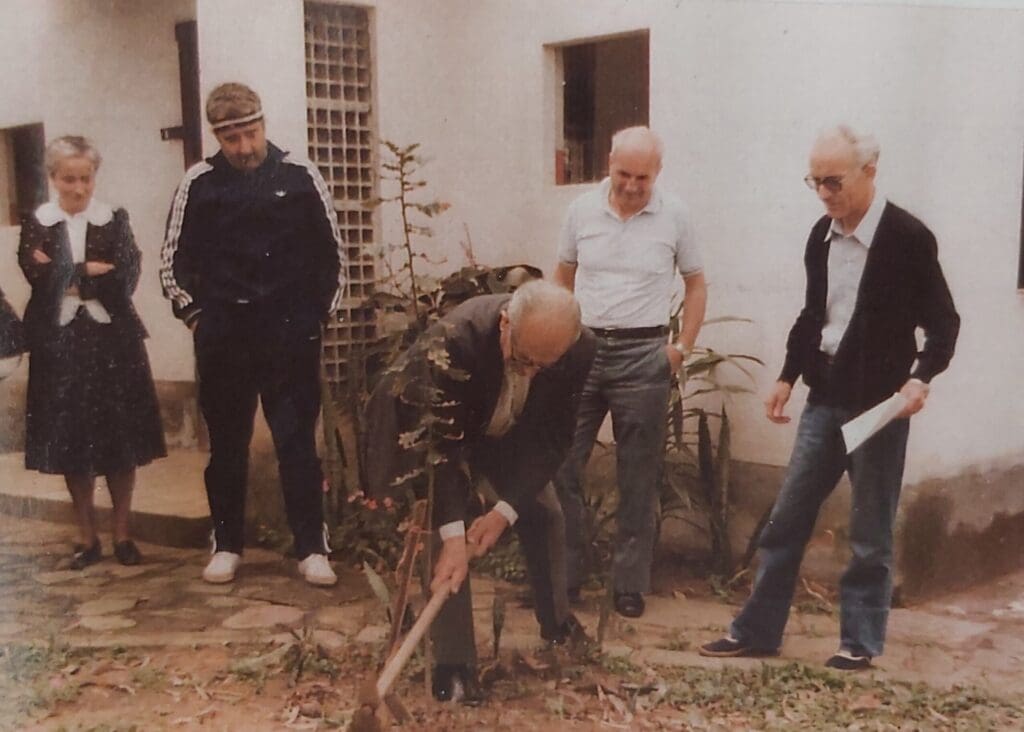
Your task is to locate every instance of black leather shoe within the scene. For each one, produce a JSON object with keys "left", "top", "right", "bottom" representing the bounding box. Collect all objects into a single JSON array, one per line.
[
  {"left": 545, "top": 613, "right": 592, "bottom": 650},
  {"left": 113, "top": 540, "right": 142, "bottom": 566},
  {"left": 614, "top": 592, "right": 645, "bottom": 618},
  {"left": 699, "top": 636, "right": 779, "bottom": 658},
  {"left": 432, "top": 664, "right": 484, "bottom": 705},
  {"left": 825, "top": 652, "right": 872, "bottom": 671},
  {"left": 70, "top": 540, "right": 102, "bottom": 570}
]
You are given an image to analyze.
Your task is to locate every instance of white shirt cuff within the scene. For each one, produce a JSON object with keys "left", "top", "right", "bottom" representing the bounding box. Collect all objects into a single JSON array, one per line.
[
  {"left": 59, "top": 295, "right": 111, "bottom": 326},
  {"left": 438, "top": 520, "right": 465, "bottom": 540},
  {"left": 493, "top": 501, "right": 518, "bottom": 526}
]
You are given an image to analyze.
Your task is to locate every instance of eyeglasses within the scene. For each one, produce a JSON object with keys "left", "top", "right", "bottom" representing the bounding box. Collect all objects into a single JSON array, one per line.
[
  {"left": 509, "top": 350, "right": 555, "bottom": 373},
  {"left": 804, "top": 175, "right": 845, "bottom": 193},
  {"left": 508, "top": 336, "right": 557, "bottom": 373}
]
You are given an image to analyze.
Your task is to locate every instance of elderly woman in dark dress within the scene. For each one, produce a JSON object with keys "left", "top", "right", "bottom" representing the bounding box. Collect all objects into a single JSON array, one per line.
[{"left": 19, "top": 135, "right": 166, "bottom": 569}]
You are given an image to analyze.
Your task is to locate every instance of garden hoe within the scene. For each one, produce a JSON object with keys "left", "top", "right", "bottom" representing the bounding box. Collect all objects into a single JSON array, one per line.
[{"left": 348, "top": 583, "right": 453, "bottom": 732}]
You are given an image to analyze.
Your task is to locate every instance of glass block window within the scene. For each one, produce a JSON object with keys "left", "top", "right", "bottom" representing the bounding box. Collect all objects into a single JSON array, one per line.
[{"left": 304, "top": 2, "right": 377, "bottom": 385}]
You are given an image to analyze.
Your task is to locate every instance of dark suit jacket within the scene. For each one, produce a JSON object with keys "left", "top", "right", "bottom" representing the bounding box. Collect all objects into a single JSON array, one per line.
[
  {"left": 19, "top": 204, "right": 147, "bottom": 350},
  {"left": 364, "top": 294, "right": 596, "bottom": 525},
  {"left": 779, "top": 201, "right": 959, "bottom": 412}
]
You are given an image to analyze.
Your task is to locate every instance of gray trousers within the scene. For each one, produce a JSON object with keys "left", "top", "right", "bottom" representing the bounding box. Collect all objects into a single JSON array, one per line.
[
  {"left": 555, "top": 336, "right": 670, "bottom": 594},
  {"left": 431, "top": 482, "right": 569, "bottom": 665}
]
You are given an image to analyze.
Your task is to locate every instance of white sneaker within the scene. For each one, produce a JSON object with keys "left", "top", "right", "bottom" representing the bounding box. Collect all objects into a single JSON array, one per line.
[
  {"left": 203, "top": 551, "right": 241, "bottom": 584},
  {"left": 298, "top": 553, "right": 337, "bottom": 587}
]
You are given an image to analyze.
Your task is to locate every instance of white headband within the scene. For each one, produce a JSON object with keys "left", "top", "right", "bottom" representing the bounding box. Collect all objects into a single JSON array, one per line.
[{"left": 210, "top": 110, "right": 264, "bottom": 132}]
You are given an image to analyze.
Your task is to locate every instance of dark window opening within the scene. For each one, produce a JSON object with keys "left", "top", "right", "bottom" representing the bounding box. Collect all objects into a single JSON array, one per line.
[
  {"left": 556, "top": 32, "right": 649, "bottom": 185},
  {"left": 1018, "top": 148, "right": 1024, "bottom": 289},
  {"left": 0, "top": 123, "right": 47, "bottom": 225}
]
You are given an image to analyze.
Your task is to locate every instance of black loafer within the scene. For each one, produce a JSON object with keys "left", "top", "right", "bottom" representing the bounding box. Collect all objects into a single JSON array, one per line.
[
  {"left": 544, "top": 613, "right": 590, "bottom": 648},
  {"left": 113, "top": 540, "right": 142, "bottom": 566},
  {"left": 614, "top": 592, "right": 645, "bottom": 618},
  {"left": 70, "top": 540, "right": 102, "bottom": 570},
  {"left": 432, "top": 664, "right": 484, "bottom": 705},
  {"left": 825, "top": 652, "right": 872, "bottom": 671},
  {"left": 699, "top": 636, "right": 779, "bottom": 658}
]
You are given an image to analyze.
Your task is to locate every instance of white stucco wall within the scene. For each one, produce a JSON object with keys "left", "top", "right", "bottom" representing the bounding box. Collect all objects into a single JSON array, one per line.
[
  {"left": 0, "top": 0, "right": 1020, "bottom": 483},
  {"left": 361, "top": 0, "right": 1024, "bottom": 482},
  {"left": 0, "top": 0, "right": 198, "bottom": 381},
  {"left": 195, "top": 0, "right": 310, "bottom": 160}
]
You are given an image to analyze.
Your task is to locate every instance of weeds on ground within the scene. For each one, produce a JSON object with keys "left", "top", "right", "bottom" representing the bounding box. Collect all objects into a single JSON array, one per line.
[
  {"left": 474, "top": 533, "right": 528, "bottom": 583},
  {"left": 656, "top": 631, "right": 691, "bottom": 652},
  {"left": 226, "top": 632, "right": 373, "bottom": 692},
  {"left": 598, "top": 654, "right": 641, "bottom": 676},
  {"left": 0, "top": 640, "right": 83, "bottom": 726},
  {"left": 656, "top": 662, "right": 1024, "bottom": 729}
]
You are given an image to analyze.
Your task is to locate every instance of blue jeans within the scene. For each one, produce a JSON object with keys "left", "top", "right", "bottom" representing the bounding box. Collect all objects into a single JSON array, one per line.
[
  {"left": 555, "top": 336, "right": 671, "bottom": 594},
  {"left": 731, "top": 402, "right": 909, "bottom": 657}
]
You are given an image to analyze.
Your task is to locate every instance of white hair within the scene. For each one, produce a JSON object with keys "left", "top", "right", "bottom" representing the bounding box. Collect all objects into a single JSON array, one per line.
[
  {"left": 819, "top": 124, "right": 880, "bottom": 167},
  {"left": 45, "top": 135, "right": 102, "bottom": 175},
  {"left": 507, "top": 279, "right": 581, "bottom": 338},
  {"left": 610, "top": 126, "right": 663, "bottom": 161}
]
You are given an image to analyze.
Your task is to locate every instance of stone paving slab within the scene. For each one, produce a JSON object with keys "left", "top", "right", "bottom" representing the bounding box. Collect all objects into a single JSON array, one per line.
[{"left": 222, "top": 604, "right": 306, "bottom": 630}]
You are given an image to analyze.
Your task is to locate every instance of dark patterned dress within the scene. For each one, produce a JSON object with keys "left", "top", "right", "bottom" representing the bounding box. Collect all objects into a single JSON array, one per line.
[{"left": 19, "top": 201, "right": 166, "bottom": 476}]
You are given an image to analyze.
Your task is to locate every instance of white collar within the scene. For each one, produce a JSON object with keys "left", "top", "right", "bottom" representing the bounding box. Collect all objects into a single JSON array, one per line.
[
  {"left": 825, "top": 191, "right": 886, "bottom": 247},
  {"left": 35, "top": 200, "right": 113, "bottom": 227},
  {"left": 599, "top": 177, "right": 663, "bottom": 218}
]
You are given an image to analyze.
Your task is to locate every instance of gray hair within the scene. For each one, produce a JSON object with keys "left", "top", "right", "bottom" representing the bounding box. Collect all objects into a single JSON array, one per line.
[
  {"left": 610, "top": 126, "right": 664, "bottom": 161},
  {"left": 507, "top": 279, "right": 581, "bottom": 338},
  {"left": 44, "top": 135, "right": 101, "bottom": 175},
  {"left": 820, "top": 124, "right": 880, "bottom": 167}
]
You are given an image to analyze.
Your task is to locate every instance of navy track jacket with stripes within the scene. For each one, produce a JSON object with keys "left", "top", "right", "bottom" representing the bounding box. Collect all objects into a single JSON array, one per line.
[{"left": 160, "top": 142, "right": 345, "bottom": 326}]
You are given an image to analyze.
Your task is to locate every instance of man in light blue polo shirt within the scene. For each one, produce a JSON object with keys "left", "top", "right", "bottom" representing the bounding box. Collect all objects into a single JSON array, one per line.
[{"left": 554, "top": 126, "right": 707, "bottom": 618}]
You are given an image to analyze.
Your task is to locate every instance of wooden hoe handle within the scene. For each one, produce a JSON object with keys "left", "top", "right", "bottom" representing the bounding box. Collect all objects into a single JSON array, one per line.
[{"left": 375, "top": 585, "right": 451, "bottom": 698}]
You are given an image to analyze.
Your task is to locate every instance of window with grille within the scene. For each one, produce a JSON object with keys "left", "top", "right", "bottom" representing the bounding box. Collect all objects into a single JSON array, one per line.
[{"left": 304, "top": 2, "right": 377, "bottom": 385}]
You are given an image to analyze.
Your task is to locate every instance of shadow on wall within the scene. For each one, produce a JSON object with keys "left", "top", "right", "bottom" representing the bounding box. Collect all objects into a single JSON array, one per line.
[
  {"left": 595, "top": 444, "right": 1024, "bottom": 601},
  {"left": 0, "top": 378, "right": 202, "bottom": 453},
  {"left": 898, "top": 467, "right": 1024, "bottom": 602},
  {"left": 0, "top": 378, "right": 25, "bottom": 453}
]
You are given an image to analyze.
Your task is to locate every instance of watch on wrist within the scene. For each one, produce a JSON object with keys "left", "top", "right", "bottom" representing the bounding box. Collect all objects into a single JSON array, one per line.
[{"left": 671, "top": 342, "right": 689, "bottom": 359}]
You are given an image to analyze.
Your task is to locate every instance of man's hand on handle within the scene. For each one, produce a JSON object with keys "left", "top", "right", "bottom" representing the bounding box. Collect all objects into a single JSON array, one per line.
[
  {"left": 431, "top": 535, "right": 469, "bottom": 594},
  {"left": 431, "top": 507, "right": 512, "bottom": 593},
  {"left": 465, "top": 509, "right": 509, "bottom": 559}
]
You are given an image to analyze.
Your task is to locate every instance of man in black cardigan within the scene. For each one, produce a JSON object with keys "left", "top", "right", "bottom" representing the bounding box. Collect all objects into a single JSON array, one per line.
[
  {"left": 701, "top": 126, "right": 959, "bottom": 670},
  {"left": 364, "top": 280, "right": 596, "bottom": 701}
]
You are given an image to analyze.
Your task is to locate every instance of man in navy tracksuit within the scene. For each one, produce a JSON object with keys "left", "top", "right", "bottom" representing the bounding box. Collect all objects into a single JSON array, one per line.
[{"left": 160, "top": 83, "right": 346, "bottom": 586}]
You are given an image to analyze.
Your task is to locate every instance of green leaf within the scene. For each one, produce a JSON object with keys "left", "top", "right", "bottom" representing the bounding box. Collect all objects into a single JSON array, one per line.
[
  {"left": 702, "top": 316, "right": 754, "bottom": 326},
  {"left": 363, "top": 561, "right": 391, "bottom": 610},
  {"left": 698, "top": 411, "right": 714, "bottom": 487}
]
